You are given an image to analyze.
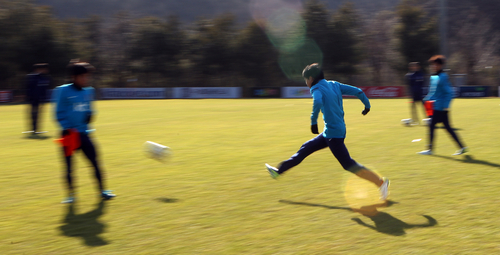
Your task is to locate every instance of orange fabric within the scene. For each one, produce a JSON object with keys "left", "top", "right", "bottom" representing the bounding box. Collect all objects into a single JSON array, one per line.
[
  {"left": 54, "top": 129, "right": 80, "bottom": 156},
  {"left": 424, "top": 101, "right": 434, "bottom": 117}
]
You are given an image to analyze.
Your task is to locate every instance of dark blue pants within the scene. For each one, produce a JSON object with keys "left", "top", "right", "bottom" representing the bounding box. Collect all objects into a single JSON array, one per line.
[
  {"left": 63, "top": 133, "right": 104, "bottom": 192},
  {"left": 428, "top": 110, "right": 464, "bottom": 150},
  {"left": 277, "top": 134, "right": 360, "bottom": 174},
  {"left": 30, "top": 102, "right": 42, "bottom": 132}
]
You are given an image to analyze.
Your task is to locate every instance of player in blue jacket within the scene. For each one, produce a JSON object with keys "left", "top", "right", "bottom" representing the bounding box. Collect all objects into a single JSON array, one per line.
[
  {"left": 265, "top": 63, "right": 390, "bottom": 200},
  {"left": 418, "top": 55, "right": 467, "bottom": 156},
  {"left": 53, "top": 61, "right": 116, "bottom": 203}
]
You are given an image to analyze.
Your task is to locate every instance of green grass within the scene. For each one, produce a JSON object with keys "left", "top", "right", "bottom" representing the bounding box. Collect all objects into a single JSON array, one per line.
[{"left": 1, "top": 98, "right": 500, "bottom": 254}]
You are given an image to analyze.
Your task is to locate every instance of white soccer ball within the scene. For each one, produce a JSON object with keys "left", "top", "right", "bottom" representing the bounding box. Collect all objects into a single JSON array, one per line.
[{"left": 144, "top": 141, "right": 171, "bottom": 161}]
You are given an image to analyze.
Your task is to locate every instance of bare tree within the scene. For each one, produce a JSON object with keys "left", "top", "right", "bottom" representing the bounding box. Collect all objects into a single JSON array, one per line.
[
  {"left": 101, "top": 12, "right": 133, "bottom": 87},
  {"left": 451, "top": 9, "right": 500, "bottom": 84},
  {"left": 363, "top": 11, "right": 398, "bottom": 86}
]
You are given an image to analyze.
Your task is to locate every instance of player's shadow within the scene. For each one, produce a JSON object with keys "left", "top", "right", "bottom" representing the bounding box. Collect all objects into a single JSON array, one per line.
[
  {"left": 279, "top": 200, "right": 437, "bottom": 236},
  {"left": 23, "top": 133, "right": 51, "bottom": 140},
  {"left": 433, "top": 154, "right": 500, "bottom": 169},
  {"left": 155, "top": 197, "right": 179, "bottom": 203},
  {"left": 59, "top": 201, "right": 109, "bottom": 246},
  {"left": 435, "top": 126, "right": 462, "bottom": 131}
]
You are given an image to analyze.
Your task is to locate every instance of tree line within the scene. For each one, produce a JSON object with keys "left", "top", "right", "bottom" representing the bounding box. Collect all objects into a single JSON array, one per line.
[{"left": 1, "top": 0, "right": 499, "bottom": 97}]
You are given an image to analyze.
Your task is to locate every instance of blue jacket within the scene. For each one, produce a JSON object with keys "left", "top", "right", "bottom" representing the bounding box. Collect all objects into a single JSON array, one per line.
[
  {"left": 52, "top": 84, "right": 94, "bottom": 133},
  {"left": 424, "top": 71, "right": 453, "bottom": 110},
  {"left": 310, "top": 79, "right": 371, "bottom": 138}
]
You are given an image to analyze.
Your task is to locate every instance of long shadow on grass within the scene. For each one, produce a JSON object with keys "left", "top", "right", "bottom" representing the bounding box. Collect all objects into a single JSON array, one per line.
[
  {"left": 279, "top": 200, "right": 437, "bottom": 236},
  {"left": 435, "top": 126, "right": 462, "bottom": 131},
  {"left": 155, "top": 197, "right": 179, "bottom": 203},
  {"left": 59, "top": 201, "right": 108, "bottom": 246},
  {"left": 433, "top": 155, "right": 500, "bottom": 169},
  {"left": 23, "top": 133, "right": 51, "bottom": 140}
]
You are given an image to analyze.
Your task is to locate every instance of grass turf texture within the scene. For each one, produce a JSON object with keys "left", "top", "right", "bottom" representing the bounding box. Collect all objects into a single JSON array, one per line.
[{"left": 1, "top": 98, "right": 500, "bottom": 254}]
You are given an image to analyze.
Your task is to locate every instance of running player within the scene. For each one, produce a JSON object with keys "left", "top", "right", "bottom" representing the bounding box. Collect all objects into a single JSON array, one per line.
[{"left": 265, "top": 63, "right": 390, "bottom": 200}]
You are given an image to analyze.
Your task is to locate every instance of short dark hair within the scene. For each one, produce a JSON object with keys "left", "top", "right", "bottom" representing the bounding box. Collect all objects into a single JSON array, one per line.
[
  {"left": 302, "top": 63, "right": 324, "bottom": 85},
  {"left": 67, "top": 60, "right": 95, "bottom": 76},
  {"left": 429, "top": 55, "right": 446, "bottom": 65}
]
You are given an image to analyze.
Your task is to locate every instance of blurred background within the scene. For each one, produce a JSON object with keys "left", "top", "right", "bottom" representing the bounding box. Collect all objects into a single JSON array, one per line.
[{"left": 1, "top": 0, "right": 499, "bottom": 99}]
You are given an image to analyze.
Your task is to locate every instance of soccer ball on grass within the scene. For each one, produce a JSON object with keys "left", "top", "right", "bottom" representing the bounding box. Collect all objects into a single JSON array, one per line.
[{"left": 144, "top": 141, "right": 171, "bottom": 161}]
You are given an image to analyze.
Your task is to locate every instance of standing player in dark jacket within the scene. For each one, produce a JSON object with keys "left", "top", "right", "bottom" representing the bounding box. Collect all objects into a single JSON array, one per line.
[
  {"left": 404, "top": 62, "right": 426, "bottom": 125},
  {"left": 25, "top": 63, "right": 50, "bottom": 134},
  {"left": 53, "top": 62, "right": 116, "bottom": 203}
]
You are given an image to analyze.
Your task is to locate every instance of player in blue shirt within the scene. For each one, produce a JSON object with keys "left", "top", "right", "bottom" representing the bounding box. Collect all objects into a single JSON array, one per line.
[
  {"left": 53, "top": 61, "right": 116, "bottom": 203},
  {"left": 418, "top": 55, "right": 467, "bottom": 156},
  {"left": 265, "top": 64, "right": 390, "bottom": 200}
]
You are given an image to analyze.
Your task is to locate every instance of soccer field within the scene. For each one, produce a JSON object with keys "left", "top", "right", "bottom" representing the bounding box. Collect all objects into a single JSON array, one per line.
[{"left": 1, "top": 98, "right": 500, "bottom": 254}]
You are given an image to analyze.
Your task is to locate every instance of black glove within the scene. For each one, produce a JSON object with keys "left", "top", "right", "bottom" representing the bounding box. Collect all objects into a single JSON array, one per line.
[
  {"left": 362, "top": 108, "right": 370, "bottom": 115},
  {"left": 311, "top": 124, "right": 319, "bottom": 134}
]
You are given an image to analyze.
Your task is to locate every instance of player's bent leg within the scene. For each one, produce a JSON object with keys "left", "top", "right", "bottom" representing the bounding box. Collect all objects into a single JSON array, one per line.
[
  {"left": 275, "top": 134, "right": 328, "bottom": 175},
  {"left": 441, "top": 111, "right": 466, "bottom": 154},
  {"left": 327, "top": 138, "right": 389, "bottom": 200},
  {"left": 62, "top": 159, "right": 76, "bottom": 203},
  {"left": 354, "top": 168, "right": 390, "bottom": 201},
  {"left": 419, "top": 111, "right": 441, "bottom": 154},
  {"left": 80, "top": 134, "right": 117, "bottom": 200},
  {"left": 80, "top": 135, "right": 102, "bottom": 188}
]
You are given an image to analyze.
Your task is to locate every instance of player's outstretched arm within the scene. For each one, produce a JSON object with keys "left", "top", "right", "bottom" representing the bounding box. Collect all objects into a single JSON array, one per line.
[{"left": 339, "top": 83, "right": 371, "bottom": 115}]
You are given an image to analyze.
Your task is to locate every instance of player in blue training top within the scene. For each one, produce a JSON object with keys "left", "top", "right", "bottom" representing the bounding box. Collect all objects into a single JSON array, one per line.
[
  {"left": 53, "top": 61, "right": 116, "bottom": 203},
  {"left": 265, "top": 63, "right": 390, "bottom": 201},
  {"left": 418, "top": 55, "right": 467, "bottom": 156}
]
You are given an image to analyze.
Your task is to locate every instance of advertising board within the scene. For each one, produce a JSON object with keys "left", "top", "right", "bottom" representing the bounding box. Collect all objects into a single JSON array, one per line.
[
  {"left": 101, "top": 88, "right": 169, "bottom": 99},
  {"left": 172, "top": 87, "right": 242, "bottom": 99}
]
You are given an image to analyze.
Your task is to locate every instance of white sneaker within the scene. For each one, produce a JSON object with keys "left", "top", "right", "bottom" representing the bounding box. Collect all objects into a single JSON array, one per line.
[
  {"left": 401, "top": 118, "right": 412, "bottom": 126},
  {"left": 452, "top": 147, "right": 468, "bottom": 156},
  {"left": 418, "top": 150, "right": 432, "bottom": 155},
  {"left": 422, "top": 118, "right": 431, "bottom": 125},
  {"left": 265, "top": 163, "right": 280, "bottom": 179},
  {"left": 379, "top": 178, "right": 390, "bottom": 201},
  {"left": 61, "top": 196, "right": 75, "bottom": 204}
]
